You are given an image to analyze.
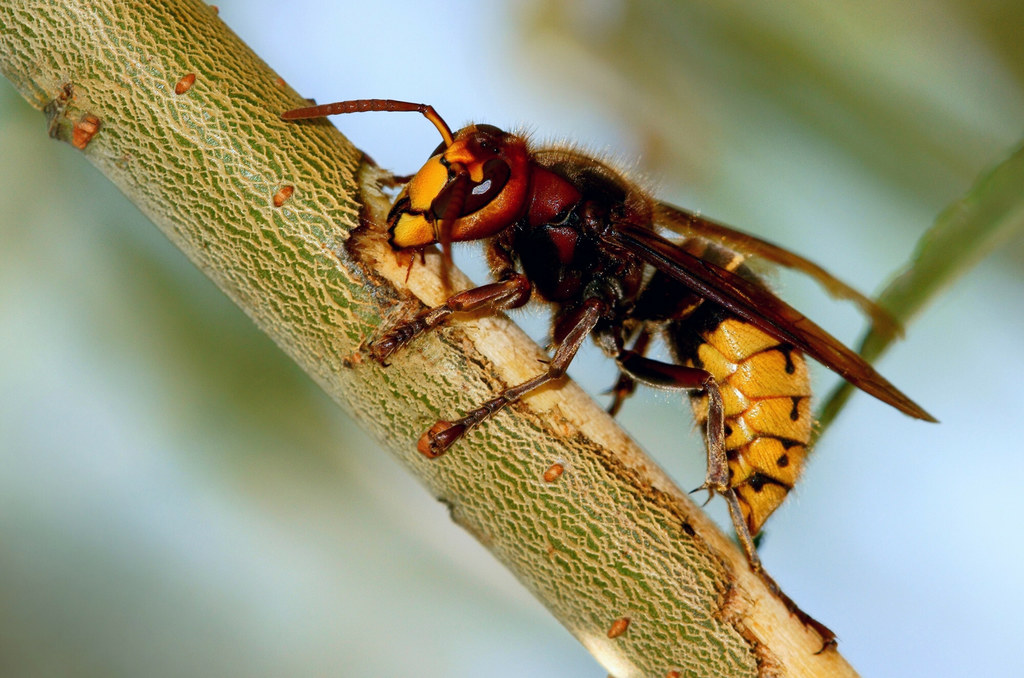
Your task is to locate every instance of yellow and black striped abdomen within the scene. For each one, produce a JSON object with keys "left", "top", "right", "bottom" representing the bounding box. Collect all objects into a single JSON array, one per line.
[
  {"left": 648, "top": 240, "right": 814, "bottom": 535},
  {"left": 684, "top": 315, "right": 812, "bottom": 535}
]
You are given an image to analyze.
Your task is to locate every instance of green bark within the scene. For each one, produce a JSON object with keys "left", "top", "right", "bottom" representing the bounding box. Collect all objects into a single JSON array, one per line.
[{"left": 0, "top": 1, "right": 859, "bottom": 675}]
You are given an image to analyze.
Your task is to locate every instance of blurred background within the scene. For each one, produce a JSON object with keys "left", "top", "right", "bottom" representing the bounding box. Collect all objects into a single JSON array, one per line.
[{"left": 2, "top": 1, "right": 1022, "bottom": 676}]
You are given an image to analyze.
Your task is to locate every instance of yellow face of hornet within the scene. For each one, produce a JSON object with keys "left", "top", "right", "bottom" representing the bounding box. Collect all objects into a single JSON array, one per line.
[
  {"left": 386, "top": 124, "right": 532, "bottom": 251},
  {"left": 388, "top": 155, "right": 449, "bottom": 248}
]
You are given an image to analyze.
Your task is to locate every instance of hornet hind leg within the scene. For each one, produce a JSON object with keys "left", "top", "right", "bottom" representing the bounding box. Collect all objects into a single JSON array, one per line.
[{"left": 615, "top": 349, "right": 836, "bottom": 649}]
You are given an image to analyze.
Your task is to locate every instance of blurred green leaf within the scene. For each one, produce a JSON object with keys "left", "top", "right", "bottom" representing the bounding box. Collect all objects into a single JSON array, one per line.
[{"left": 816, "top": 139, "right": 1024, "bottom": 434}]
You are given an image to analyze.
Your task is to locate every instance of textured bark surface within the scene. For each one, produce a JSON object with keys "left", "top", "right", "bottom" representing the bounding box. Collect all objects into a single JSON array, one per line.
[{"left": 0, "top": 2, "right": 859, "bottom": 676}]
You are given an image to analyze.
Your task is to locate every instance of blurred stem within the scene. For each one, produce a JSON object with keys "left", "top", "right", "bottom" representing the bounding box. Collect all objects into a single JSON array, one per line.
[{"left": 0, "top": 1, "right": 859, "bottom": 676}]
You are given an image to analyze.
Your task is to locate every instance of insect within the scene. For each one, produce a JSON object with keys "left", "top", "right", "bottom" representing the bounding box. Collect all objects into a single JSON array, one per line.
[{"left": 282, "top": 99, "right": 935, "bottom": 642}]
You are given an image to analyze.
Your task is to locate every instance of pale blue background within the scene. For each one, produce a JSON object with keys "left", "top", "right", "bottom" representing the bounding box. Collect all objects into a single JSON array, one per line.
[{"left": 2, "top": 2, "right": 1022, "bottom": 676}]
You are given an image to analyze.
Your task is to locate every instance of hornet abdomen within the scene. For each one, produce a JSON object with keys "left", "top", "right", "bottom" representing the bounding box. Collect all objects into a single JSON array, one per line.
[{"left": 669, "top": 244, "right": 812, "bottom": 535}]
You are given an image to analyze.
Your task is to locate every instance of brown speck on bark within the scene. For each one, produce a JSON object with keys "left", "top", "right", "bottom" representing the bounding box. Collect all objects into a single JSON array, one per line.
[
  {"left": 273, "top": 184, "right": 294, "bottom": 207},
  {"left": 209, "top": 4, "right": 219, "bottom": 14},
  {"left": 666, "top": 672, "right": 680, "bottom": 678},
  {"left": 607, "top": 616, "right": 630, "bottom": 639},
  {"left": 342, "top": 350, "right": 364, "bottom": 368},
  {"left": 175, "top": 73, "right": 197, "bottom": 95},
  {"left": 71, "top": 114, "right": 101, "bottom": 150},
  {"left": 275, "top": 76, "right": 287, "bottom": 88},
  {"left": 543, "top": 463, "right": 564, "bottom": 482}
]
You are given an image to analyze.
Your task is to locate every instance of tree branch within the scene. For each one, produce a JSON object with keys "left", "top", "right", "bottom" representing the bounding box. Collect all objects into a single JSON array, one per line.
[{"left": 0, "top": 1, "right": 858, "bottom": 675}]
